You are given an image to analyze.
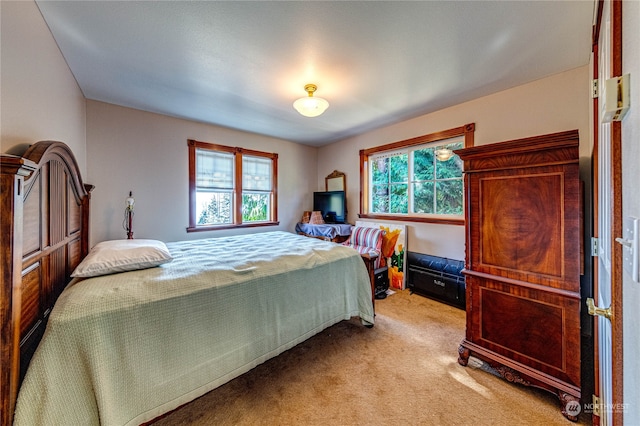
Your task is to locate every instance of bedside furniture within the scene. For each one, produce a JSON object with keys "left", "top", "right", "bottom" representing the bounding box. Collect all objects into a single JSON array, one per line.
[{"left": 360, "top": 252, "right": 379, "bottom": 309}]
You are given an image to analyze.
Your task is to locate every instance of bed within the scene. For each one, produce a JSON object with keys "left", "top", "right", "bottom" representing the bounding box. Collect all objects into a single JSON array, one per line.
[{"left": 0, "top": 141, "right": 374, "bottom": 426}]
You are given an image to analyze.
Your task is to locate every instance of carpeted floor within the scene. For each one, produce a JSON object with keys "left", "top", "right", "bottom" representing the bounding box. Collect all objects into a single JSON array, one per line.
[{"left": 155, "top": 289, "right": 589, "bottom": 425}]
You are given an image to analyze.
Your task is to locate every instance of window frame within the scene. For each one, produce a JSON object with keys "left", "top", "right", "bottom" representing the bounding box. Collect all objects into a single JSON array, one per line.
[
  {"left": 187, "top": 139, "right": 279, "bottom": 232},
  {"left": 359, "top": 123, "right": 475, "bottom": 225}
]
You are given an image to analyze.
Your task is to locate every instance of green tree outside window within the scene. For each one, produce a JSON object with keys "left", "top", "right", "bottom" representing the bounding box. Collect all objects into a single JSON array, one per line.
[{"left": 370, "top": 139, "right": 463, "bottom": 217}]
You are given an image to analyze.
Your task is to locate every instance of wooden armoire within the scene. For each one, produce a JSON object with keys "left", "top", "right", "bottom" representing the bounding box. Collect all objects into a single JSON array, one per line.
[{"left": 455, "top": 130, "right": 582, "bottom": 421}]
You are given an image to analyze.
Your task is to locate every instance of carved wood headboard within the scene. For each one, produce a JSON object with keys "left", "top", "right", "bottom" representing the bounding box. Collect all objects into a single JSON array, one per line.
[{"left": 0, "top": 141, "right": 93, "bottom": 425}]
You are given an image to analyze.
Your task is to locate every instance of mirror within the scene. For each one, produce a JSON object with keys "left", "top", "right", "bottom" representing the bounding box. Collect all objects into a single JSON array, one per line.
[
  {"left": 325, "top": 170, "right": 347, "bottom": 222},
  {"left": 325, "top": 170, "right": 346, "bottom": 192}
]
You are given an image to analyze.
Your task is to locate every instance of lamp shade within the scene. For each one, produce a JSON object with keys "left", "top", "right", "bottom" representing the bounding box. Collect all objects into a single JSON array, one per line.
[
  {"left": 293, "top": 84, "right": 329, "bottom": 117},
  {"left": 309, "top": 211, "right": 324, "bottom": 224},
  {"left": 125, "top": 191, "right": 135, "bottom": 210}
]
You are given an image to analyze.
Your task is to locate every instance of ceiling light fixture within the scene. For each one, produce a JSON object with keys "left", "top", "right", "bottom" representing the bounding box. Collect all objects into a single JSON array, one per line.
[
  {"left": 434, "top": 147, "right": 454, "bottom": 161},
  {"left": 293, "top": 84, "right": 329, "bottom": 117}
]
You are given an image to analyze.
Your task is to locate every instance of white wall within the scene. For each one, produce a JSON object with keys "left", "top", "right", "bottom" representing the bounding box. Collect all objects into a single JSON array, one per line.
[
  {"left": 622, "top": 0, "right": 640, "bottom": 422},
  {"left": 86, "top": 100, "right": 317, "bottom": 245},
  {"left": 0, "top": 1, "right": 86, "bottom": 173},
  {"left": 318, "top": 66, "right": 591, "bottom": 259}
]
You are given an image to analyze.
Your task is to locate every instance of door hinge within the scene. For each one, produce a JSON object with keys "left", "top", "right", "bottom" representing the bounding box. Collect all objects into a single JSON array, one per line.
[
  {"left": 591, "top": 237, "right": 599, "bottom": 256},
  {"left": 592, "top": 79, "right": 599, "bottom": 98},
  {"left": 592, "top": 394, "right": 601, "bottom": 416}
]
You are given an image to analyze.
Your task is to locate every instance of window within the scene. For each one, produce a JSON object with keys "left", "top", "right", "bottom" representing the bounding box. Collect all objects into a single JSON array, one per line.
[
  {"left": 188, "top": 139, "right": 278, "bottom": 231},
  {"left": 360, "top": 123, "right": 475, "bottom": 225}
]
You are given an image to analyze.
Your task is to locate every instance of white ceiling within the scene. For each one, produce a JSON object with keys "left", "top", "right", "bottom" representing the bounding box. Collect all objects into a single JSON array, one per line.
[{"left": 36, "top": 1, "right": 595, "bottom": 146}]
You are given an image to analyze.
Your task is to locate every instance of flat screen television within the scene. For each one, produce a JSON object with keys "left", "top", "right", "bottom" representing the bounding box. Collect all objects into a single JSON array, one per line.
[{"left": 313, "top": 190, "right": 346, "bottom": 224}]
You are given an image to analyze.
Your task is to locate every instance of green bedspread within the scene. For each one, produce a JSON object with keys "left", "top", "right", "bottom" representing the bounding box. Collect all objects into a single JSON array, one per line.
[{"left": 14, "top": 231, "right": 373, "bottom": 425}]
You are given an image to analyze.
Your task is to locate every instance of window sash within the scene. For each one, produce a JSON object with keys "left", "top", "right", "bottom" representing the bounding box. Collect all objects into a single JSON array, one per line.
[
  {"left": 196, "top": 149, "right": 234, "bottom": 190},
  {"left": 369, "top": 139, "right": 463, "bottom": 217},
  {"left": 196, "top": 190, "right": 234, "bottom": 225},
  {"left": 242, "top": 155, "right": 272, "bottom": 191},
  {"left": 242, "top": 191, "right": 271, "bottom": 222}
]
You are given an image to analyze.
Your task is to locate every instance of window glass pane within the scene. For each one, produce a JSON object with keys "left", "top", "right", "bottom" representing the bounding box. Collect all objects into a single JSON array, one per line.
[
  {"left": 368, "top": 141, "right": 464, "bottom": 217},
  {"left": 389, "top": 154, "right": 408, "bottom": 183},
  {"left": 196, "top": 191, "right": 233, "bottom": 225},
  {"left": 390, "top": 183, "right": 408, "bottom": 214},
  {"left": 371, "top": 184, "right": 389, "bottom": 213},
  {"left": 196, "top": 149, "right": 234, "bottom": 189},
  {"left": 372, "top": 157, "right": 389, "bottom": 184},
  {"left": 436, "top": 180, "right": 464, "bottom": 215},
  {"left": 242, "top": 193, "right": 269, "bottom": 222},
  {"left": 243, "top": 156, "right": 272, "bottom": 191},
  {"left": 413, "top": 148, "right": 434, "bottom": 181},
  {"left": 413, "top": 182, "right": 435, "bottom": 214},
  {"left": 361, "top": 128, "right": 470, "bottom": 220},
  {"left": 435, "top": 141, "right": 464, "bottom": 179}
]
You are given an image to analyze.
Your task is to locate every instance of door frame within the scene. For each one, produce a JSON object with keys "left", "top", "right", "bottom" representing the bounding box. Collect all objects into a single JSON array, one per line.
[{"left": 592, "top": 1, "right": 623, "bottom": 424}]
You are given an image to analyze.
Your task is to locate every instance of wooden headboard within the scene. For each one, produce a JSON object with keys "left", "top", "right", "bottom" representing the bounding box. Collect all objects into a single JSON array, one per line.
[{"left": 0, "top": 141, "right": 93, "bottom": 425}]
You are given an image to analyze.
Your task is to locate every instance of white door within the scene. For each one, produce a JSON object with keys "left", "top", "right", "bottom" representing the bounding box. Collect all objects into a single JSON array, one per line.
[
  {"left": 596, "top": 19, "right": 613, "bottom": 423},
  {"left": 592, "top": 1, "right": 619, "bottom": 424}
]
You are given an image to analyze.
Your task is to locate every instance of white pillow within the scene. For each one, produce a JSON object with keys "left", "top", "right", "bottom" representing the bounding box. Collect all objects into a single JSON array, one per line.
[{"left": 71, "top": 239, "right": 173, "bottom": 278}]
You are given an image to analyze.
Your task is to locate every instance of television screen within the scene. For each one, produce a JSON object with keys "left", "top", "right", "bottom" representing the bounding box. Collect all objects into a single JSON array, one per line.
[{"left": 313, "top": 191, "right": 346, "bottom": 223}]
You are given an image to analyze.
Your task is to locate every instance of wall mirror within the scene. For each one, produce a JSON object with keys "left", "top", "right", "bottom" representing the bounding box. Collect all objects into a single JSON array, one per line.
[
  {"left": 325, "top": 170, "right": 347, "bottom": 223},
  {"left": 325, "top": 170, "right": 346, "bottom": 192}
]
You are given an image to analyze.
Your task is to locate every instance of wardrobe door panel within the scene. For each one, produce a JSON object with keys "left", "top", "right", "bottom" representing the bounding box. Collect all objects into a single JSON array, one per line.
[
  {"left": 467, "top": 277, "right": 581, "bottom": 386},
  {"left": 479, "top": 173, "right": 563, "bottom": 276}
]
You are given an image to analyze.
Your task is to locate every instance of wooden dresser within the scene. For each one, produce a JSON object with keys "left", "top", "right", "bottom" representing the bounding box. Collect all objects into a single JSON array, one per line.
[{"left": 454, "top": 130, "right": 582, "bottom": 421}]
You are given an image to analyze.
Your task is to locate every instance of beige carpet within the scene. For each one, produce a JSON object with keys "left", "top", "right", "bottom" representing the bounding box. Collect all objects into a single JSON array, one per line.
[{"left": 155, "top": 290, "right": 588, "bottom": 425}]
